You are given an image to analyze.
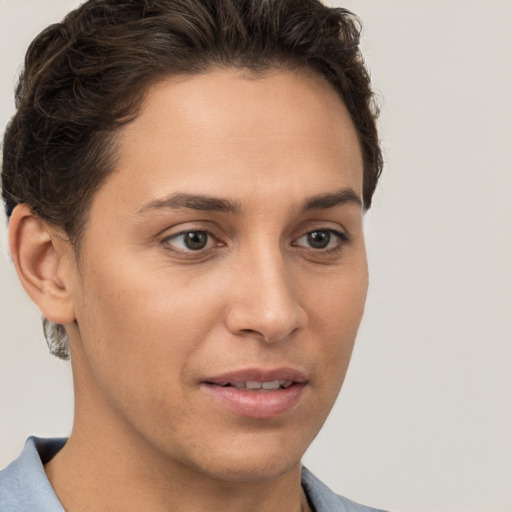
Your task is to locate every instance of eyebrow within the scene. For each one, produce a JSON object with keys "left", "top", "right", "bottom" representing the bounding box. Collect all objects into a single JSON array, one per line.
[
  {"left": 300, "top": 188, "right": 362, "bottom": 212},
  {"left": 138, "top": 193, "right": 242, "bottom": 215},
  {"left": 137, "top": 187, "right": 362, "bottom": 216}
]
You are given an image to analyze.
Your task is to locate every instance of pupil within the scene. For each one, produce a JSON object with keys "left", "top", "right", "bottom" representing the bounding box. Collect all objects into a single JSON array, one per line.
[
  {"left": 308, "top": 231, "right": 330, "bottom": 249},
  {"left": 184, "top": 231, "right": 207, "bottom": 250}
]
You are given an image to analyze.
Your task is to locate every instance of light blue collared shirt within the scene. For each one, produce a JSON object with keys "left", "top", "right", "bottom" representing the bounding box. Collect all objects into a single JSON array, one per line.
[{"left": 0, "top": 437, "right": 389, "bottom": 511}]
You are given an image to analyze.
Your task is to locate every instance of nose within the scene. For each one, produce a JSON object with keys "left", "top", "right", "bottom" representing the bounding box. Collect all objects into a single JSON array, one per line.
[{"left": 224, "top": 248, "right": 308, "bottom": 343}]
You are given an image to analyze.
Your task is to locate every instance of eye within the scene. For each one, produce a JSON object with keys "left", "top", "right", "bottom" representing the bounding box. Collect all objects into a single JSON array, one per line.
[
  {"left": 164, "top": 230, "right": 213, "bottom": 252},
  {"left": 294, "top": 229, "right": 348, "bottom": 251}
]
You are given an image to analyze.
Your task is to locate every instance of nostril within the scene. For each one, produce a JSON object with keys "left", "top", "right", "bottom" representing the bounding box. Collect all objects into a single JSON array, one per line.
[
  {"left": 240, "top": 328, "right": 268, "bottom": 341},
  {"left": 239, "top": 328, "right": 277, "bottom": 343}
]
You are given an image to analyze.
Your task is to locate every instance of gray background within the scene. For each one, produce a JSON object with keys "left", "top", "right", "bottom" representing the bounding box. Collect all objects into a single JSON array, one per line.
[{"left": 1, "top": 1, "right": 511, "bottom": 511}]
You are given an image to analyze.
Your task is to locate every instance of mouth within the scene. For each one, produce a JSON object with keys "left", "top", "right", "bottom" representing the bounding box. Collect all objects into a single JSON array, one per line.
[
  {"left": 210, "top": 379, "right": 294, "bottom": 391},
  {"left": 202, "top": 368, "right": 307, "bottom": 419}
]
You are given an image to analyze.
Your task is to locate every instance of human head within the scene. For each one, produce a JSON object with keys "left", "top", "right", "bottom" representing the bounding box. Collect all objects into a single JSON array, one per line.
[{"left": 1, "top": 0, "right": 382, "bottom": 360}]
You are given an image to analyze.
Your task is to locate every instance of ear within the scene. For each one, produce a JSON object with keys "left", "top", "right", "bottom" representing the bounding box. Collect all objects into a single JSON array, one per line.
[{"left": 9, "top": 204, "right": 76, "bottom": 325}]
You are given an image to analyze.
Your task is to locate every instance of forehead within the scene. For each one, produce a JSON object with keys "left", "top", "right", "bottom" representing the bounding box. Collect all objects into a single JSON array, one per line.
[{"left": 93, "top": 69, "right": 363, "bottom": 215}]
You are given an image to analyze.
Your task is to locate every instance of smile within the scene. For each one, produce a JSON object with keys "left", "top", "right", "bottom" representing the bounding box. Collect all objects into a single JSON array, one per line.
[
  {"left": 202, "top": 368, "right": 307, "bottom": 419},
  {"left": 215, "top": 380, "right": 293, "bottom": 390}
]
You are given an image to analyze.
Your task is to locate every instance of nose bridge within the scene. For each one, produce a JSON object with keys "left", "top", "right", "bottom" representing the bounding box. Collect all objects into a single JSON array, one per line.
[{"left": 226, "top": 241, "right": 307, "bottom": 342}]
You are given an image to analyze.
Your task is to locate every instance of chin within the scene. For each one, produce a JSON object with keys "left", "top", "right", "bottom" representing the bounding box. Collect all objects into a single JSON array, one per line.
[
  {"left": 181, "top": 429, "right": 312, "bottom": 484},
  {"left": 203, "top": 453, "right": 302, "bottom": 484}
]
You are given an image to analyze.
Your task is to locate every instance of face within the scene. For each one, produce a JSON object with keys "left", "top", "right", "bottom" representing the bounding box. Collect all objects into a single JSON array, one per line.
[{"left": 65, "top": 69, "right": 368, "bottom": 483}]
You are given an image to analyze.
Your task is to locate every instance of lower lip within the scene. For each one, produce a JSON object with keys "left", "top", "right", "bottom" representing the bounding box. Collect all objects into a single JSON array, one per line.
[{"left": 202, "top": 383, "right": 306, "bottom": 419}]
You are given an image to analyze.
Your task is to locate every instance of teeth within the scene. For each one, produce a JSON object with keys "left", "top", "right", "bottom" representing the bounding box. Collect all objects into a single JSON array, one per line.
[
  {"left": 262, "top": 380, "right": 280, "bottom": 390},
  {"left": 221, "top": 380, "right": 293, "bottom": 390}
]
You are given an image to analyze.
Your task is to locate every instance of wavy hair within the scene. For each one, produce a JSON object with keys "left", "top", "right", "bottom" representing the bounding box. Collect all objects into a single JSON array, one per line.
[{"left": 1, "top": 0, "right": 382, "bottom": 358}]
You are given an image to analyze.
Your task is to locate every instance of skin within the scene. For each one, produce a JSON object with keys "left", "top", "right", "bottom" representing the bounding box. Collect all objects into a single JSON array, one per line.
[{"left": 10, "top": 68, "right": 368, "bottom": 511}]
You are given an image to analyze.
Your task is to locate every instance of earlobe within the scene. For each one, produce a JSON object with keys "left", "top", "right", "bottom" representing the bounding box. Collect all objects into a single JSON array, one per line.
[{"left": 8, "top": 204, "right": 76, "bottom": 325}]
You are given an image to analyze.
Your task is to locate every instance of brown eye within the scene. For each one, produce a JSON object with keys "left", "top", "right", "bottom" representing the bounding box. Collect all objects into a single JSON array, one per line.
[
  {"left": 294, "top": 229, "right": 348, "bottom": 251},
  {"left": 165, "top": 230, "right": 211, "bottom": 251},
  {"left": 307, "top": 231, "right": 331, "bottom": 249},
  {"left": 183, "top": 231, "right": 208, "bottom": 250}
]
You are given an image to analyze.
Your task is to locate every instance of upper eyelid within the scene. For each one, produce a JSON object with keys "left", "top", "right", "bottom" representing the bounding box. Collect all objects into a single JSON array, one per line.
[
  {"left": 161, "top": 227, "right": 230, "bottom": 254},
  {"left": 165, "top": 228, "right": 210, "bottom": 238},
  {"left": 163, "top": 229, "right": 217, "bottom": 244},
  {"left": 293, "top": 228, "right": 349, "bottom": 245},
  {"left": 291, "top": 216, "right": 349, "bottom": 233},
  {"left": 293, "top": 225, "right": 349, "bottom": 240},
  {"left": 158, "top": 222, "right": 222, "bottom": 240}
]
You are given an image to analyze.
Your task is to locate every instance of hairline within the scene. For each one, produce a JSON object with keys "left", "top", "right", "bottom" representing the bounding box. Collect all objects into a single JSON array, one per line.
[{"left": 65, "top": 63, "right": 362, "bottom": 261}]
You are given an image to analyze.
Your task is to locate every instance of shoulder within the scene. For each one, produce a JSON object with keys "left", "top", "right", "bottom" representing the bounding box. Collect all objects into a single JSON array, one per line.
[
  {"left": 301, "top": 466, "right": 390, "bottom": 512},
  {"left": 0, "top": 437, "right": 66, "bottom": 512}
]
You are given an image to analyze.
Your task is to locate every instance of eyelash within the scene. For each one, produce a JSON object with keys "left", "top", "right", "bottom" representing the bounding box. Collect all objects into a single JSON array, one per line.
[
  {"left": 292, "top": 229, "right": 350, "bottom": 254},
  {"left": 162, "top": 230, "right": 222, "bottom": 253},
  {"left": 162, "top": 228, "right": 350, "bottom": 256}
]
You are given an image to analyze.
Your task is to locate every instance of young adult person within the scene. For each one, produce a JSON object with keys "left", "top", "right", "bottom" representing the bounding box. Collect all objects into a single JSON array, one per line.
[{"left": 0, "top": 0, "right": 387, "bottom": 510}]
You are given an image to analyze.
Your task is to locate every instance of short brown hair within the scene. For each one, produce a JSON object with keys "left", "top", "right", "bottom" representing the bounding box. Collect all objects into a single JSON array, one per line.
[{"left": 1, "top": 0, "right": 382, "bottom": 358}]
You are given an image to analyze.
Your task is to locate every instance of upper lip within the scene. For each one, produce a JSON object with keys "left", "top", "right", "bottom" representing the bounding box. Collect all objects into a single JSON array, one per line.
[{"left": 203, "top": 367, "right": 307, "bottom": 385}]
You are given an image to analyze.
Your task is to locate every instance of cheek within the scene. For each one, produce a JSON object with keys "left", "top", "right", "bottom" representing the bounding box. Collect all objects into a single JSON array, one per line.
[
  {"left": 306, "top": 262, "right": 368, "bottom": 376},
  {"left": 78, "top": 249, "right": 219, "bottom": 335},
  {"left": 72, "top": 256, "right": 222, "bottom": 401}
]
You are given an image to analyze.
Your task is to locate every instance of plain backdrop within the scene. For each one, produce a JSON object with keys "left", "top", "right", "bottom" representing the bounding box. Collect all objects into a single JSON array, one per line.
[{"left": 1, "top": 1, "right": 511, "bottom": 511}]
